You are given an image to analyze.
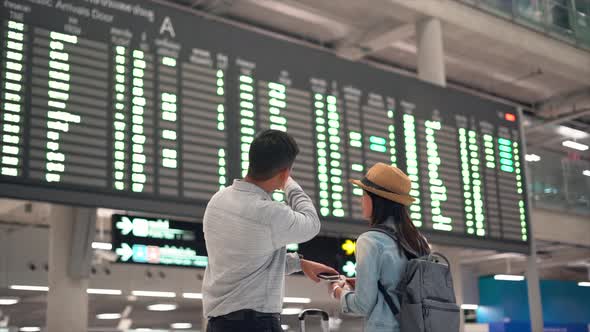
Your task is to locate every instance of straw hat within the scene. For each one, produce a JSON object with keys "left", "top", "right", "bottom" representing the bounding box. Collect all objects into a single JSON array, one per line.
[{"left": 349, "top": 162, "right": 415, "bottom": 206}]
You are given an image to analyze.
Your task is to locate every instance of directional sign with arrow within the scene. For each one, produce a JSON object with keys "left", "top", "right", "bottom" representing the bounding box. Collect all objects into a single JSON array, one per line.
[
  {"left": 342, "top": 261, "right": 356, "bottom": 277},
  {"left": 115, "top": 243, "right": 133, "bottom": 262},
  {"left": 341, "top": 239, "right": 356, "bottom": 256},
  {"left": 111, "top": 214, "right": 208, "bottom": 268},
  {"left": 116, "top": 217, "right": 134, "bottom": 236}
]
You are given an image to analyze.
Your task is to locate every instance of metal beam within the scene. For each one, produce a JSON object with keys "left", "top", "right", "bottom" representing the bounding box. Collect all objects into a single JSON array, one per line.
[
  {"left": 391, "top": 41, "right": 555, "bottom": 96},
  {"left": 247, "top": 0, "right": 351, "bottom": 40},
  {"left": 475, "top": 248, "right": 590, "bottom": 275},
  {"left": 336, "top": 23, "right": 415, "bottom": 61},
  {"left": 526, "top": 108, "right": 590, "bottom": 134},
  {"left": 0, "top": 200, "right": 24, "bottom": 216},
  {"left": 460, "top": 252, "right": 526, "bottom": 265},
  {"left": 538, "top": 87, "right": 590, "bottom": 117}
]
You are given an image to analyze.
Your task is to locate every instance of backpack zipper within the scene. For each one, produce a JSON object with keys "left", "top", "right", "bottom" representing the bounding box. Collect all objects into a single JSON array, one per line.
[{"left": 423, "top": 303, "right": 460, "bottom": 317}]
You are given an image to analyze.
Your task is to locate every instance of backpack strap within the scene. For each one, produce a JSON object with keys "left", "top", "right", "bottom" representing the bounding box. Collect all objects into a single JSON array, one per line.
[
  {"left": 369, "top": 225, "right": 413, "bottom": 318},
  {"left": 369, "top": 225, "right": 419, "bottom": 259},
  {"left": 378, "top": 280, "right": 399, "bottom": 316}
]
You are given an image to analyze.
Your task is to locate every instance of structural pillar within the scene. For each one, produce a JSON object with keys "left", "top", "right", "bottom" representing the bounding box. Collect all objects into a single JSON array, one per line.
[
  {"left": 46, "top": 205, "right": 89, "bottom": 332},
  {"left": 526, "top": 244, "right": 544, "bottom": 332},
  {"left": 517, "top": 107, "right": 544, "bottom": 332},
  {"left": 416, "top": 18, "right": 446, "bottom": 87}
]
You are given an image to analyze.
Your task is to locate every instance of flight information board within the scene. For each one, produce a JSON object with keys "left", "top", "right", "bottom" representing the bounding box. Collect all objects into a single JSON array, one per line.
[
  {"left": 112, "top": 214, "right": 208, "bottom": 267},
  {"left": 0, "top": 0, "right": 530, "bottom": 252}
]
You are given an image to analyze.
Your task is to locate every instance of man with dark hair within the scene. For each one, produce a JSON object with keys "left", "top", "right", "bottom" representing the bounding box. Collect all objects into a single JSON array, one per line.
[{"left": 203, "top": 130, "right": 336, "bottom": 332}]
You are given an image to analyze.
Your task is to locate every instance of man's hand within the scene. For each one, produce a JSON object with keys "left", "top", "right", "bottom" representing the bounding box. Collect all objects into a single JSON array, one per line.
[
  {"left": 281, "top": 176, "right": 295, "bottom": 191},
  {"left": 301, "top": 259, "right": 338, "bottom": 283}
]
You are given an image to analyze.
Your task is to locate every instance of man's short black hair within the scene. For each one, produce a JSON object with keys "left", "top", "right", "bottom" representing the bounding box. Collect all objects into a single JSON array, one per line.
[{"left": 247, "top": 130, "right": 299, "bottom": 181}]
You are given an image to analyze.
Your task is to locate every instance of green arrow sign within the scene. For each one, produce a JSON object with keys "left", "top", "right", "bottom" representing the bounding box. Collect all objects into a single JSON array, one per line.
[
  {"left": 115, "top": 243, "right": 133, "bottom": 262},
  {"left": 116, "top": 216, "right": 134, "bottom": 236}
]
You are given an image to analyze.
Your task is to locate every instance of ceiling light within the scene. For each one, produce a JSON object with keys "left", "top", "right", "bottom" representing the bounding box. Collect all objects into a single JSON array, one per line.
[
  {"left": 284, "top": 297, "right": 311, "bottom": 304},
  {"left": 132, "top": 290, "right": 176, "bottom": 298},
  {"left": 583, "top": 170, "right": 590, "bottom": 177},
  {"left": 96, "top": 313, "right": 122, "bottom": 320},
  {"left": 10, "top": 285, "right": 49, "bottom": 292},
  {"left": 92, "top": 242, "right": 113, "bottom": 250},
  {"left": 0, "top": 297, "right": 19, "bottom": 305},
  {"left": 562, "top": 140, "right": 589, "bottom": 151},
  {"left": 87, "top": 288, "right": 122, "bottom": 295},
  {"left": 461, "top": 304, "right": 479, "bottom": 310},
  {"left": 19, "top": 328, "right": 40, "bottom": 332},
  {"left": 494, "top": 274, "right": 525, "bottom": 281},
  {"left": 525, "top": 154, "right": 541, "bottom": 162},
  {"left": 557, "top": 126, "right": 588, "bottom": 140},
  {"left": 281, "top": 308, "right": 303, "bottom": 315},
  {"left": 147, "top": 303, "right": 177, "bottom": 311},
  {"left": 281, "top": 325, "right": 289, "bottom": 331},
  {"left": 578, "top": 281, "right": 590, "bottom": 287},
  {"left": 170, "top": 323, "right": 192, "bottom": 329},
  {"left": 182, "top": 292, "right": 203, "bottom": 299}
]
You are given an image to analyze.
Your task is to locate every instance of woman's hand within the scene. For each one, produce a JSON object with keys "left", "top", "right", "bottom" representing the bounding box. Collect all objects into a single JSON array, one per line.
[
  {"left": 328, "top": 278, "right": 350, "bottom": 300},
  {"left": 328, "top": 281, "right": 343, "bottom": 300}
]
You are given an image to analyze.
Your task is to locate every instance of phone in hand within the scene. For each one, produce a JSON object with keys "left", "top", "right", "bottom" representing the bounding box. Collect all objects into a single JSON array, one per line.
[{"left": 317, "top": 273, "right": 341, "bottom": 282}]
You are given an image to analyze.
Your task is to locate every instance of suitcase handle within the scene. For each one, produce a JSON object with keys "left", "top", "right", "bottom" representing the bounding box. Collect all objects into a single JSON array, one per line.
[{"left": 298, "top": 309, "right": 329, "bottom": 321}]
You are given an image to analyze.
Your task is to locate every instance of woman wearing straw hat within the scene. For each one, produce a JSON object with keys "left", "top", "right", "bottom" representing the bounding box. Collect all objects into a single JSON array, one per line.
[{"left": 328, "top": 162, "right": 430, "bottom": 331}]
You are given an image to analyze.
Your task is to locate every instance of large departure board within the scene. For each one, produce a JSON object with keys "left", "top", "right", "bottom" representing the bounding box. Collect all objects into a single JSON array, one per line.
[{"left": 0, "top": 0, "right": 530, "bottom": 252}]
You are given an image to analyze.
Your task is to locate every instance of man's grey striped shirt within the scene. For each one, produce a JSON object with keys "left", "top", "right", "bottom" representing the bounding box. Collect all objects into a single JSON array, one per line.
[{"left": 202, "top": 178, "right": 321, "bottom": 318}]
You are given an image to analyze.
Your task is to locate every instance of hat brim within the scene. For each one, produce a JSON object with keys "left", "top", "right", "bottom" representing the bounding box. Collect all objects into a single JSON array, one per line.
[{"left": 349, "top": 179, "right": 415, "bottom": 206}]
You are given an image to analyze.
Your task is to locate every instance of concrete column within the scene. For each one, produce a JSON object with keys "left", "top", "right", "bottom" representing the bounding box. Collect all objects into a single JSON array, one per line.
[
  {"left": 517, "top": 107, "right": 544, "bottom": 332},
  {"left": 0, "top": 230, "right": 7, "bottom": 288},
  {"left": 416, "top": 18, "right": 446, "bottom": 87},
  {"left": 202, "top": 315, "right": 208, "bottom": 332},
  {"left": 526, "top": 248, "right": 543, "bottom": 332},
  {"left": 46, "top": 205, "right": 89, "bottom": 332}
]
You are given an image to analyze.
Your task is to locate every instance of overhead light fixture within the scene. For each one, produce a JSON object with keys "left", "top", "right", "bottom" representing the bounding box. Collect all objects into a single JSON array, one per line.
[
  {"left": 557, "top": 126, "right": 588, "bottom": 140},
  {"left": 131, "top": 290, "right": 176, "bottom": 298},
  {"left": 578, "top": 281, "right": 590, "bottom": 287},
  {"left": 170, "top": 323, "right": 192, "bottom": 329},
  {"left": 281, "top": 308, "right": 303, "bottom": 315},
  {"left": 562, "top": 140, "right": 589, "bottom": 151},
  {"left": 494, "top": 274, "right": 525, "bottom": 281},
  {"left": 96, "top": 313, "right": 122, "bottom": 320},
  {"left": 10, "top": 285, "right": 49, "bottom": 292},
  {"left": 461, "top": 304, "right": 479, "bottom": 310},
  {"left": 525, "top": 154, "right": 541, "bottom": 162},
  {"left": 147, "top": 303, "right": 177, "bottom": 312},
  {"left": 284, "top": 297, "right": 311, "bottom": 304},
  {"left": 92, "top": 242, "right": 113, "bottom": 250},
  {"left": 583, "top": 170, "right": 590, "bottom": 177},
  {"left": 19, "top": 328, "right": 40, "bottom": 332},
  {"left": 87, "top": 288, "right": 122, "bottom": 295},
  {"left": 0, "top": 297, "right": 19, "bottom": 305},
  {"left": 182, "top": 292, "right": 203, "bottom": 299}
]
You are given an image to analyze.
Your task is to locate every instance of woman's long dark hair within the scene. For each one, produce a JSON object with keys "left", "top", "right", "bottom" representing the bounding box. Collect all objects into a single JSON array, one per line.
[{"left": 366, "top": 191, "right": 430, "bottom": 256}]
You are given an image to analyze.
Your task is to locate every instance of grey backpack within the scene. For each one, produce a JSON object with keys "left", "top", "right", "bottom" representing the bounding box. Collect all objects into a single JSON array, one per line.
[{"left": 370, "top": 226, "right": 460, "bottom": 332}]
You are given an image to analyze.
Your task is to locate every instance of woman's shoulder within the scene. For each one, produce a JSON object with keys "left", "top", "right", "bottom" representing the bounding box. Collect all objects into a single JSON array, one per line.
[
  {"left": 358, "top": 229, "right": 397, "bottom": 247},
  {"left": 359, "top": 229, "right": 406, "bottom": 256}
]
